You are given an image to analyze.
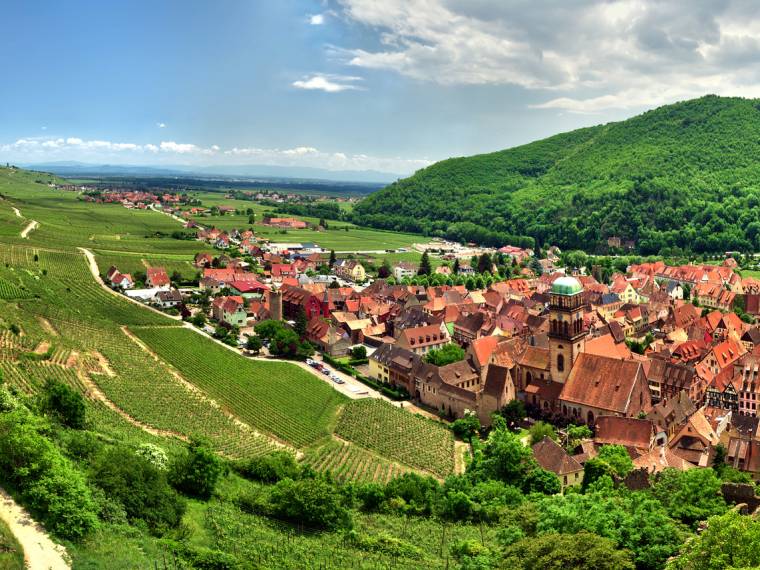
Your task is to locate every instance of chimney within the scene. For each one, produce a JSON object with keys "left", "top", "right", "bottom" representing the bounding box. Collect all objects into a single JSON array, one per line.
[{"left": 268, "top": 289, "right": 283, "bottom": 321}]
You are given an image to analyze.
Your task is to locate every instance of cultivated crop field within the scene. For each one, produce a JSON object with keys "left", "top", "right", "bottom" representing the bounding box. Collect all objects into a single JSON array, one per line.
[
  {"left": 301, "top": 439, "right": 413, "bottom": 483},
  {"left": 335, "top": 399, "right": 455, "bottom": 478},
  {"left": 0, "top": 243, "right": 279, "bottom": 458},
  {"left": 130, "top": 326, "right": 347, "bottom": 447}
]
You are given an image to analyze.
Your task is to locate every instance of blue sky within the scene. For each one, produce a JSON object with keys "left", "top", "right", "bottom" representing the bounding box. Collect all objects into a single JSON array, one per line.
[{"left": 3, "top": 0, "right": 760, "bottom": 176}]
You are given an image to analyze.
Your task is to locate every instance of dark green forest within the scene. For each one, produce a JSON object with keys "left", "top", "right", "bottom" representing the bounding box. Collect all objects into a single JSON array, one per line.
[{"left": 354, "top": 95, "right": 760, "bottom": 254}]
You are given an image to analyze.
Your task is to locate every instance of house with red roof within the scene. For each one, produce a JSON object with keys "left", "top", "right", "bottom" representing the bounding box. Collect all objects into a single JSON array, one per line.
[
  {"left": 212, "top": 296, "right": 247, "bottom": 327},
  {"left": 146, "top": 267, "right": 170, "bottom": 288}
]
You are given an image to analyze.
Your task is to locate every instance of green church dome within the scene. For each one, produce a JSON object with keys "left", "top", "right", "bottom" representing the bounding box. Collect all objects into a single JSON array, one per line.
[{"left": 551, "top": 275, "right": 583, "bottom": 296}]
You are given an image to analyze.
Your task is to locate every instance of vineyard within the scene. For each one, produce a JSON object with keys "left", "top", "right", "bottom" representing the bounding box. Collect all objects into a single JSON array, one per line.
[
  {"left": 301, "top": 439, "right": 413, "bottom": 483},
  {"left": 0, "top": 243, "right": 279, "bottom": 458},
  {"left": 130, "top": 326, "right": 346, "bottom": 447},
  {"left": 335, "top": 399, "right": 456, "bottom": 478},
  {"left": 0, "top": 277, "right": 31, "bottom": 300}
]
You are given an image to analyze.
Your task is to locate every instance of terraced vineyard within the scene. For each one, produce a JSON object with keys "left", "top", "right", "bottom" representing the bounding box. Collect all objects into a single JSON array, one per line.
[
  {"left": 0, "top": 244, "right": 278, "bottom": 458},
  {"left": 130, "top": 326, "right": 346, "bottom": 447},
  {"left": 335, "top": 399, "right": 455, "bottom": 478},
  {"left": 302, "top": 439, "right": 412, "bottom": 483}
]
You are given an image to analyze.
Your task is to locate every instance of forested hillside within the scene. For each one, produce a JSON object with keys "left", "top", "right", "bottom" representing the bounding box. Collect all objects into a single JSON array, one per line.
[{"left": 354, "top": 95, "right": 760, "bottom": 254}]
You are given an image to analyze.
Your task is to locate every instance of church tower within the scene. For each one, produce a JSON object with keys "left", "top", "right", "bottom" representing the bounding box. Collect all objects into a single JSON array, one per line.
[{"left": 548, "top": 276, "right": 587, "bottom": 383}]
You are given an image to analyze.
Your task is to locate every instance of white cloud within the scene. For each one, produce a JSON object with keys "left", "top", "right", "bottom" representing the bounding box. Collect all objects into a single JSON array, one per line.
[
  {"left": 309, "top": 13, "right": 325, "bottom": 25},
  {"left": 224, "top": 144, "right": 430, "bottom": 173},
  {"left": 292, "top": 73, "right": 363, "bottom": 93},
  {"left": 157, "top": 122, "right": 167, "bottom": 128},
  {"left": 0, "top": 136, "right": 428, "bottom": 175},
  {"left": 335, "top": 0, "right": 760, "bottom": 112}
]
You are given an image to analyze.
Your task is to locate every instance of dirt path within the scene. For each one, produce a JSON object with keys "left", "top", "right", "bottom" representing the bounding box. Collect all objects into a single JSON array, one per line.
[
  {"left": 20, "top": 220, "right": 38, "bottom": 238},
  {"left": 77, "top": 247, "right": 181, "bottom": 321},
  {"left": 11, "top": 206, "right": 21, "bottom": 218},
  {"left": 454, "top": 441, "right": 470, "bottom": 475},
  {"left": 0, "top": 488, "right": 69, "bottom": 570}
]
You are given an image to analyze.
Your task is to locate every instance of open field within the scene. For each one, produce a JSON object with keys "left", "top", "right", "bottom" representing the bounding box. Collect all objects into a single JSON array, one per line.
[
  {"left": 130, "top": 326, "right": 347, "bottom": 447},
  {"left": 335, "top": 399, "right": 456, "bottom": 478}
]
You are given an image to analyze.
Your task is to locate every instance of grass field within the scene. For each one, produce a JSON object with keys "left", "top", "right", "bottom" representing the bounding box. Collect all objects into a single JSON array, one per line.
[
  {"left": 335, "top": 399, "right": 455, "bottom": 478},
  {"left": 130, "top": 326, "right": 347, "bottom": 447},
  {"left": 0, "top": 518, "right": 24, "bottom": 570}
]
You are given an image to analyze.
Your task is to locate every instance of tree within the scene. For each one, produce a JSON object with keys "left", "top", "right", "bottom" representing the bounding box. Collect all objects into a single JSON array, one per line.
[
  {"left": 477, "top": 252, "right": 492, "bottom": 274},
  {"left": 350, "top": 345, "right": 367, "bottom": 360},
  {"left": 294, "top": 307, "right": 308, "bottom": 338},
  {"left": 529, "top": 421, "right": 557, "bottom": 445},
  {"left": 378, "top": 259, "right": 391, "bottom": 279},
  {"left": 92, "top": 445, "right": 185, "bottom": 534},
  {"left": 245, "top": 335, "right": 263, "bottom": 354},
  {"left": 535, "top": 488, "right": 684, "bottom": 569},
  {"left": 248, "top": 214, "right": 255, "bottom": 224},
  {"left": 268, "top": 477, "right": 350, "bottom": 530},
  {"left": 43, "top": 379, "right": 86, "bottom": 429},
  {"left": 254, "top": 319, "right": 285, "bottom": 340},
  {"left": 453, "top": 258, "right": 460, "bottom": 274},
  {"left": 329, "top": 250, "right": 336, "bottom": 267},
  {"left": 522, "top": 467, "right": 561, "bottom": 495},
  {"left": 666, "top": 510, "right": 760, "bottom": 570},
  {"left": 650, "top": 468, "right": 727, "bottom": 528},
  {"left": 500, "top": 400, "right": 526, "bottom": 429},
  {"left": 474, "top": 427, "right": 536, "bottom": 485},
  {"left": 502, "top": 532, "right": 636, "bottom": 570},
  {"left": 596, "top": 445, "right": 634, "bottom": 478},
  {"left": 529, "top": 256, "right": 543, "bottom": 276},
  {"left": 565, "top": 424, "right": 592, "bottom": 452},
  {"left": 418, "top": 251, "right": 432, "bottom": 276},
  {"left": 234, "top": 451, "right": 300, "bottom": 483},
  {"left": 425, "top": 343, "right": 465, "bottom": 366},
  {"left": 451, "top": 411, "right": 481, "bottom": 442},
  {"left": 169, "top": 438, "right": 224, "bottom": 500}
]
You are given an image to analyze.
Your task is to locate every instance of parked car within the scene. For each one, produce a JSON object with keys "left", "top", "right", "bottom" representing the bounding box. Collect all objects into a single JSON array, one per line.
[
  {"left": 322, "top": 368, "right": 331, "bottom": 375},
  {"left": 306, "top": 358, "right": 315, "bottom": 366},
  {"left": 332, "top": 375, "right": 345, "bottom": 384}
]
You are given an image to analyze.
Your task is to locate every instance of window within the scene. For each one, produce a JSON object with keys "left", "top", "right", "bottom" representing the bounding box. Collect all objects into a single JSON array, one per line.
[{"left": 557, "top": 354, "right": 565, "bottom": 372}]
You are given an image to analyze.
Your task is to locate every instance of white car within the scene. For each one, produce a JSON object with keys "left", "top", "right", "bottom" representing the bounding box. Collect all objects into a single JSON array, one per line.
[{"left": 331, "top": 374, "right": 345, "bottom": 384}]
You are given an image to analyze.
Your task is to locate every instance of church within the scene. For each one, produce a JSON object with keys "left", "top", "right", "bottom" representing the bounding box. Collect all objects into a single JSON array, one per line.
[{"left": 518, "top": 276, "right": 651, "bottom": 423}]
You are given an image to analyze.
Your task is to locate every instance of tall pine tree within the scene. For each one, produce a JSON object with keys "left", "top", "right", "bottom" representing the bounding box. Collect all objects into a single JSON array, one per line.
[{"left": 418, "top": 251, "right": 432, "bottom": 276}]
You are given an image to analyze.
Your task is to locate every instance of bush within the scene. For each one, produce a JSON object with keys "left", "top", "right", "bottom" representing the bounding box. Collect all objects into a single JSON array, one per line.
[
  {"left": 0, "top": 407, "right": 98, "bottom": 540},
  {"left": 169, "top": 439, "right": 224, "bottom": 500},
  {"left": 384, "top": 473, "right": 440, "bottom": 516},
  {"left": 136, "top": 443, "right": 169, "bottom": 471},
  {"left": 233, "top": 451, "right": 300, "bottom": 483},
  {"left": 43, "top": 379, "right": 86, "bottom": 429},
  {"left": 91, "top": 446, "right": 185, "bottom": 535},
  {"left": 268, "top": 477, "right": 351, "bottom": 530},
  {"left": 425, "top": 344, "right": 465, "bottom": 366}
]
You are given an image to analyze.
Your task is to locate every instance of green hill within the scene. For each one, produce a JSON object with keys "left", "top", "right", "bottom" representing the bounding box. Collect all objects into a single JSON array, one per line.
[{"left": 354, "top": 95, "right": 760, "bottom": 254}]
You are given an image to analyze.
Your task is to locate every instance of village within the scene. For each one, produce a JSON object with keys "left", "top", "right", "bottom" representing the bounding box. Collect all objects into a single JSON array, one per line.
[{"left": 98, "top": 201, "right": 760, "bottom": 487}]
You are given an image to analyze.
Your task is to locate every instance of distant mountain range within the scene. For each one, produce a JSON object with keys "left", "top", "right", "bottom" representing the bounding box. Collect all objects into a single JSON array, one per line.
[
  {"left": 354, "top": 95, "right": 760, "bottom": 254},
  {"left": 21, "top": 161, "right": 402, "bottom": 184}
]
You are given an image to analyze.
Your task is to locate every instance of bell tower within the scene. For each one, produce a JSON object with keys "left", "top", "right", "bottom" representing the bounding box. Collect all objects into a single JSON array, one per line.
[{"left": 548, "top": 276, "right": 587, "bottom": 383}]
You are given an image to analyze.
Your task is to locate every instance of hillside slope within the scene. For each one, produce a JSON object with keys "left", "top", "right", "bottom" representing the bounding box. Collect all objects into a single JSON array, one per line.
[{"left": 354, "top": 95, "right": 760, "bottom": 254}]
